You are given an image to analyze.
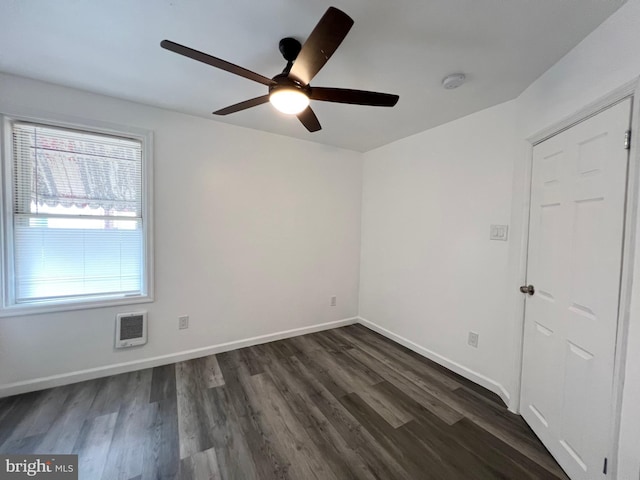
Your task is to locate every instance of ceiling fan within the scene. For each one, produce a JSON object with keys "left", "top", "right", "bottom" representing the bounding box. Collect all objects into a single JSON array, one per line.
[{"left": 160, "top": 6, "right": 399, "bottom": 132}]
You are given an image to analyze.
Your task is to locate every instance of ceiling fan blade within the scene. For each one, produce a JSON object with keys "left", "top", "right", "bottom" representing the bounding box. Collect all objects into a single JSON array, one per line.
[
  {"left": 289, "top": 7, "right": 354, "bottom": 85},
  {"left": 310, "top": 87, "right": 399, "bottom": 107},
  {"left": 213, "top": 95, "right": 271, "bottom": 115},
  {"left": 297, "top": 106, "right": 322, "bottom": 132},
  {"left": 161, "top": 40, "right": 275, "bottom": 86}
]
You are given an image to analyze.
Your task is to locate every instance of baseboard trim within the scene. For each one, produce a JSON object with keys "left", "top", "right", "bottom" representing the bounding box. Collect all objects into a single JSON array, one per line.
[
  {"left": 0, "top": 317, "right": 359, "bottom": 398},
  {"left": 357, "top": 317, "right": 511, "bottom": 407}
]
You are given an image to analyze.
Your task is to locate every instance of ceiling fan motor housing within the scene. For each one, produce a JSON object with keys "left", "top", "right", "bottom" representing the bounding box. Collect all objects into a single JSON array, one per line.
[{"left": 269, "top": 74, "right": 309, "bottom": 95}]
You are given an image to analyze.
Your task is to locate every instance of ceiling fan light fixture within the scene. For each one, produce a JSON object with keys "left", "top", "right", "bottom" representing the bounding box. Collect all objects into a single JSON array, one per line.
[{"left": 269, "top": 88, "right": 309, "bottom": 115}]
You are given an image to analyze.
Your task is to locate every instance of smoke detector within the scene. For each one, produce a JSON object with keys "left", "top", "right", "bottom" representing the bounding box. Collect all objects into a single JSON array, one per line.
[{"left": 442, "top": 73, "right": 466, "bottom": 90}]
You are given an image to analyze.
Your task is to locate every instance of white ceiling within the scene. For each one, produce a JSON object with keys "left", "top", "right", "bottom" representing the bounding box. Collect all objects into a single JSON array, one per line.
[{"left": 0, "top": 0, "right": 626, "bottom": 152}]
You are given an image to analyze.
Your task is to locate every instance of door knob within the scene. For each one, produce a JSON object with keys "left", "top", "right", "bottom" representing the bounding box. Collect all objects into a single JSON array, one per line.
[{"left": 519, "top": 285, "right": 535, "bottom": 295}]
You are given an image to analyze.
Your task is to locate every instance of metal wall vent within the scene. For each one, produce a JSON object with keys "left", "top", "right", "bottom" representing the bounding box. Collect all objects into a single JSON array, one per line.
[{"left": 115, "top": 312, "right": 147, "bottom": 348}]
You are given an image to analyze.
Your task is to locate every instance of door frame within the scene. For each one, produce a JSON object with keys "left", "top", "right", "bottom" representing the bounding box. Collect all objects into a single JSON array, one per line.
[{"left": 509, "top": 77, "right": 640, "bottom": 479}]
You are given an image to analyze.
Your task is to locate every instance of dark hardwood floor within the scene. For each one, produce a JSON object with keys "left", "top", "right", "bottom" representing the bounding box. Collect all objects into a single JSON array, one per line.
[{"left": 0, "top": 324, "right": 568, "bottom": 479}]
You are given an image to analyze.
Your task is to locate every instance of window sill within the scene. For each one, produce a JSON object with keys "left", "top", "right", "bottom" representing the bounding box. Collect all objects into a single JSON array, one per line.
[{"left": 0, "top": 294, "right": 154, "bottom": 318}]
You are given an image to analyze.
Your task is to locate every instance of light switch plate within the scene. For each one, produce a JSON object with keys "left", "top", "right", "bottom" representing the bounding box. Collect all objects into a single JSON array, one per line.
[{"left": 490, "top": 224, "right": 509, "bottom": 241}]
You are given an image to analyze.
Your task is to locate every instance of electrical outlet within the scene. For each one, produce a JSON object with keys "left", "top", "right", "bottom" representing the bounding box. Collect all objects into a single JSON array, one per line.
[
  {"left": 178, "top": 315, "right": 189, "bottom": 330},
  {"left": 330, "top": 296, "right": 337, "bottom": 307},
  {"left": 490, "top": 224, "right": 509, "bottom": 241},
  {"left": 468, "top": 331, "right": 479, "bottom": 348}
]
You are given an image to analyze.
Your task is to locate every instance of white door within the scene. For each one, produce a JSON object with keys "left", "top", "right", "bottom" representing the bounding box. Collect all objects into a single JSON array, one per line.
[{"left": 521, "top": 98, "right": 632, "bottom": 480}]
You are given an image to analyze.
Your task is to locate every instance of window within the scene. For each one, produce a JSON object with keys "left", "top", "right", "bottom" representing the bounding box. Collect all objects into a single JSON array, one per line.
[{"left": 1, "top": 118, "right": 153, "bottom": 315}]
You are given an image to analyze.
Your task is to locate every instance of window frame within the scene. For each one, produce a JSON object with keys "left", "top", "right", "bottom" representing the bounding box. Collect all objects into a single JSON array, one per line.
[{"left": 0, "top": 112, "right": 154, "bottom": 317}]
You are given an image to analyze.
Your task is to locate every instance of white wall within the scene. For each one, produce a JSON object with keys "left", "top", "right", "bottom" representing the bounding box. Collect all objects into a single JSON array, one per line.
[
  {"left": 511, "top": 0, "right": 640, "bottom": 477},
  {"left": 0, "top": 73, "right": 363, "bottom": 394},
  {"left": 359, "top": 100, "right": 517, "bottom": 401}
]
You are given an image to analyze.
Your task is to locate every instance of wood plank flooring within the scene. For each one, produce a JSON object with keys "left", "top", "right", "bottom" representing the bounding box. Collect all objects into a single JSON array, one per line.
[{"left": 0, "top": 324, "right": 569, "bottom": 479}]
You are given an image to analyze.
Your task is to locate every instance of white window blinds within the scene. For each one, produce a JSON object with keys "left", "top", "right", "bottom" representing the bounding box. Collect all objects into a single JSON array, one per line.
[{"left": 10, "top": 122, "right": 145, "bottom": 303}]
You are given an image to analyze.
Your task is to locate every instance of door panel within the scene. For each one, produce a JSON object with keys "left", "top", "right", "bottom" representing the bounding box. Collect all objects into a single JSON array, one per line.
[{"left": 521, "top": 98, "right": 631, "bottom": 480}]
